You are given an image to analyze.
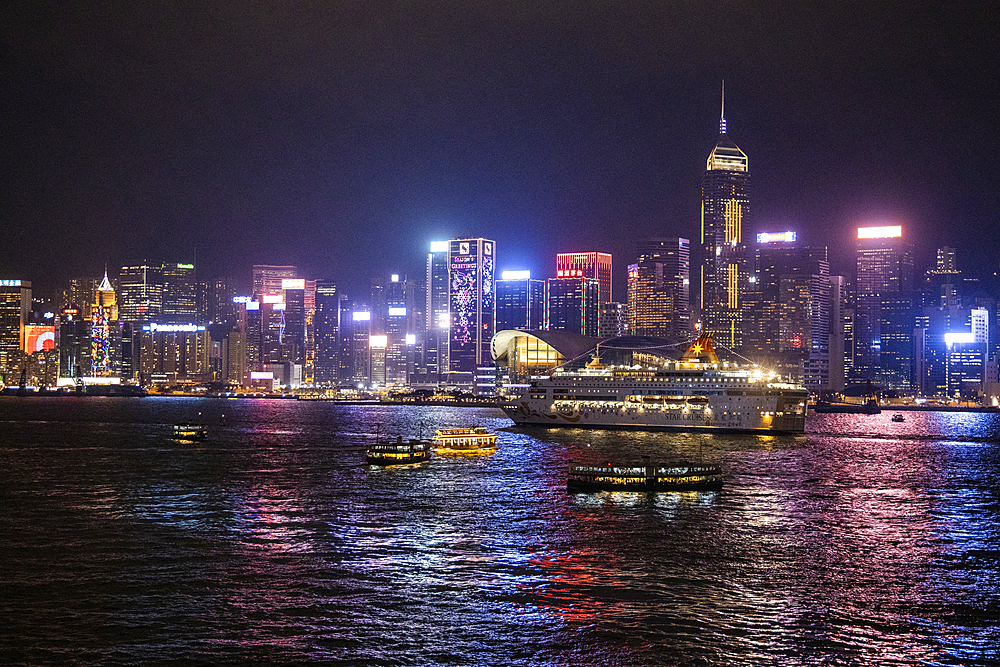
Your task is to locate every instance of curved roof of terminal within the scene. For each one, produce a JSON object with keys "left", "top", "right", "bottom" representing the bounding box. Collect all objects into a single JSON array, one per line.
[{"left": 491, "top": 330, "right": 696, "bottom": 364}]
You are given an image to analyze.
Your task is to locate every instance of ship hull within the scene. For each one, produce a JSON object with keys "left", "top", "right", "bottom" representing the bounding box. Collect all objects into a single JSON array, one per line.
[{"left": 502, "top": 399, "right": 806, "bottom": 434}]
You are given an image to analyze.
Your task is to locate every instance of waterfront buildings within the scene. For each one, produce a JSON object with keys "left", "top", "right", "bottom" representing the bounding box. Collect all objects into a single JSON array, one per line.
[
  {"left": 0, "top": 279, "right": 31, "bottom": 379},
  {"left": 313, "top": 280, "right": 340, "bottom": 385}
]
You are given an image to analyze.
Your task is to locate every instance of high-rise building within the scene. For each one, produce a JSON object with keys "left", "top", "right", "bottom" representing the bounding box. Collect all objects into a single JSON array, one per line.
[
  {"left": 0, "top": 279, "right": 31, "bottom": 378},
  {"left": 627, "top": 237, "right": 690, "bottom": 340},
  {"left": 699, "top": 84, "right": 750, "bottom": 349},
  {"left": 424, "top": 241, "right": 450, "bottom": 383},
  {"left": 313, "top": 280, "right": 340, "bottom": 385},
  {"left": 555, "top": 252, "right": 613, "bottom": 303},
  {"left": 118, "top": 264, "right": 163, "bottom": 325},
  {"left": 384, "top": 274, "right": 411, "bottom": 387},
  {"left": 828, "top": 276, "right": 847, "bottom": 393},
  {"left": 448, "top": 238, "right": 495, "bottom": 377},
  {"left": 852, "top": 225, "right": 914, "bottom": 389},
  {"left": 161, "top": 262, "right": 197, "bottom": 324},
  {"left": 598, "top": 302, "right": 629, "bottom": 339},
  {"left": 546, "top": 276, "right": 600, "bottom": 336},
  {"left": 742, "top": 235, "right": 830, "bottom": 389},
  {"left": 495, "top": 271, "right": 546, "bottom": 331}
]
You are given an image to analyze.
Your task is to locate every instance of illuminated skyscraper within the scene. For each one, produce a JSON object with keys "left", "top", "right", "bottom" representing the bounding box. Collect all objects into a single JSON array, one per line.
[
  {"left": 0, "top": 279, "right": 31, "bottom": 377},
  {"left": 313, "top": 280, "right": 340, "bottom": 385},
  {"left": 627, "top": 237, "right": 690, "bottom": 340},
  {"left": 118, "top": 263, "right": 163, "bottom": 325},
  {"left": 546, "top": 276, "right": 599, "bottom": 336},
  {"left": 161, "top": 262, "right": 197, "bottom": 324},
  {"left": 495, "top": 271, "right": 546, "bottom": 331},
  {"left": 852, "top": 225, "right": 914, "bottom": 389},
  {"left": 424, "top": 242, "right": 450, "bottom": 383},
  {"left": 555, "top": 252, "right": 613, "bottom": 303},
  {"left": 448, "top": 238, "right": 495, "bottom": 377},
  {"left": 699, "top": 83, "right": 749, "bottom": 349}
]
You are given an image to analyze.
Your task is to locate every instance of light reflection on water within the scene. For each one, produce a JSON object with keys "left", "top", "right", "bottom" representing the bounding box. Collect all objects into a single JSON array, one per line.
[{"left": 0, "top": 398, "right": 997, "bottom": 665}]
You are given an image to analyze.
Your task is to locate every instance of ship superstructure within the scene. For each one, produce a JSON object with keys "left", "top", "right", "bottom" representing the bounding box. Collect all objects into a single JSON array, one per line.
[{"left": 501, "top": 333, "right": 807, "bottom": 433}]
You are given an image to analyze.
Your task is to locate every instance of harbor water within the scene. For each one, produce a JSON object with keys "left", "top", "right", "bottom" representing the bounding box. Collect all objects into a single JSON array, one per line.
[{"left": 1, "top": 397, "right": 998, "bottom": 665}]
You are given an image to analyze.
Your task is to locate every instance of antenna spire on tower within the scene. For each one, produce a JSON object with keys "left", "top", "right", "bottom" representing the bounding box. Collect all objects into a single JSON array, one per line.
[{"left": 720, "top": 80, "right": 727, "bottom": 134}]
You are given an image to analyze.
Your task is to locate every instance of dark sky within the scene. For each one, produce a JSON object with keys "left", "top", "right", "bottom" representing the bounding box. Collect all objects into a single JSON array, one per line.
[{"left": 3, "top": 1, "right": 998, "bottom": 300}]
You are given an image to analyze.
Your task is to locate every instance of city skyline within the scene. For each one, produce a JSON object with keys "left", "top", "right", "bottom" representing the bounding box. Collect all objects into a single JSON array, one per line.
[{"left": 2, "top": 2, "right": 998, "bottom": 300}]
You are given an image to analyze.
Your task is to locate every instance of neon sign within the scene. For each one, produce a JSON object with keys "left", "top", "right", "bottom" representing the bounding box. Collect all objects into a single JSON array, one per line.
[
  {"left": 857, "top": 225, "right": 902, "bottom": 239},
  {"left": 501, "top": 270, "right": 530, "bottom": 280},
  {"left": 281, "top": 279, "right": 305, "bottom": 290},
  {"left": 757, "top": 231, "right": 796, "bottom": 243}
]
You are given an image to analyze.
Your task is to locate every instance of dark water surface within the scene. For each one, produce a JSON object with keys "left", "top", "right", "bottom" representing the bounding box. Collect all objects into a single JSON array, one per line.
[{"left": 1, "top": 397, "right": 998, "bottom": 665}]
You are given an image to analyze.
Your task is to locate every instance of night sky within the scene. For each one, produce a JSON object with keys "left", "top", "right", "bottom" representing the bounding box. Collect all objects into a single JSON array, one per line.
[{"left": 3, "top": 2, "right": 998, "bottom": 300}]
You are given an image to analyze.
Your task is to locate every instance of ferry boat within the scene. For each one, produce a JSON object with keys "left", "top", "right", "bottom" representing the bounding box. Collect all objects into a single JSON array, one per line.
[
  {"left": 891, "top": 413, "right": 905, "bottom": 422},
  {"left": 366, "top": 436, "right": 432, "bottom": 465},
  {"left": 433, "top": 427, "right": 497, "bottom": 455},
  {"left": 501, "top": 333, "right": 807, "bottom": 434},
  {"left": 567, "top": 461, "right": 723, "bottom": 493},
  {"left": 172, "top": 423, "right": 207, "bottom": 440}
]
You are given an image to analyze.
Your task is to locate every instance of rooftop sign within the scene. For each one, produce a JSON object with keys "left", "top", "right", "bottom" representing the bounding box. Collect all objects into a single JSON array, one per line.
[
  {"left": 757, "top": 231, "right": 796, "bottom": 243},
  {"left": 857, "top": 225, "right": 902, "bottom": 239}
]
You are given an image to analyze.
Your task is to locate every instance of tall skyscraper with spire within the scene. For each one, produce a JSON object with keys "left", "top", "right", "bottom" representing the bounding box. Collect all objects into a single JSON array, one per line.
[{"left": 699, "top": 82, "right": 750, "bottom": 350}]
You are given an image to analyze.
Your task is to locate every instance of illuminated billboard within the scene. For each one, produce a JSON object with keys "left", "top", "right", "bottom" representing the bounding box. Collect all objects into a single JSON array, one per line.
[
  {"left": 430, "top": 241, "right": 449, "bottom": 252},
  {"left": 352, "top": 311, "right": 371, "bottom": 321},
  {"left": 250, "top": 371, "right": 273, "bottom": 380},
  {"left": 245, "top": 301, "right": 260, "bottom": 311},
  {"left": 757, "top": 231, "right": 796, "bottom": 243},
  {"left": 405, "top": 333, "right": 416, "bottom": 345},
  {"left": 262, "top": 294, "right": 283, "bottom": 304},
  {"left": 0, "top": 279, "right": 22, "bottom": 287},
  {"left": 501, "top": 270, "right": 531, "bottom": 280},
  {"left": 233, "top": 296, "right": 251, "bottom": 303},
  {"left": 23, "top": 325, "right": 55, "bottom": 352},
  {"left": 369, "top": 335, "right": 388, "bottom": 349},
  {"left": 272, "top": 303, "right": 286, "bottom": 310},
  {"left": 857, "top": 225, "right": 902, "bottom": 239},
  {"left": 556, "top": 269, "right": 584, "bottom": 277},
  {"left": 388, "top": 307, "right": 406, "bottom": 316},
  {"left": 281, "top": 278, "right": 305, "bottom": 290},
  {"left": 144, "top": 323, "right": 206, "bottom": 333},
  {"left": 944, "top": 332, "right": 976, "bottom": 346}
]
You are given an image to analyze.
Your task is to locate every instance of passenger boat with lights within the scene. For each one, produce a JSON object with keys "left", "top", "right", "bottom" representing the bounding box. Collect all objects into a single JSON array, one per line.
[
  {"left": 172, "top": 423, "right": 207, "bottom": 440},
  {"left": 366, "top": 435, "right": 432, "bottom": 465},
  {"left": 567, "top": 461, "right": 723, "bottom": 493},
  {"left": 433, "top": 427, "right": 497, "bottom": 455},
  {"left": 501, "top": 333, "right": 807, "bottom": 434}
]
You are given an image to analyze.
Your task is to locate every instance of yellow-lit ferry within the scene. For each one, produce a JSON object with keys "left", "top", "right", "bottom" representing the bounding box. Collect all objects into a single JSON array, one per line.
[
  {"left": 433, "top": 427, "right": 497, "bottom": 455},
  {"left": 502, "top": 333, "right": 807, "bottom": 434}
]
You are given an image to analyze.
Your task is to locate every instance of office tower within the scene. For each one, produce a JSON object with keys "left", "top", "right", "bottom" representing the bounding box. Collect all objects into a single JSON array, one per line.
[
  {"left": 742, "top": 235, "right": 830, "bottom": 388},
  {"left": 852, "top": 225, "right": 914, "bottom": 389},
  {"left": 203, "top": 278, "right": 240, "bottom": 329},
  {"left": 63, "top": 278, "right": 99, "bottom": 320},
  {"left": 699, "top": 84, "right": 749, "bottom": 349},
  {"left": 314, "top": 280, "right": 340, "bottom": 385},
  {"left": 95, "top": 271, "right": 118, "bottom": 320},
  {"left": 598, "top": 302, "right": 628, "bottom": 338},
  {"left": 828, "top": 276, "right": 847, "bottom": 393},
  {"left": 58, "top": 303, "right": 90, "bottom": 381},
  {"left": 137, "top": 323, "right": 211, "bottom": 386},
  {"left": 161, "top": 262, "right": 197, "bottom": 324},
  {"left": 304, "top": 279, "right": 317, "bottom": 385},
  {"left": 424, "top": 242, "right": 450, "bottom": 383},
  {"left": 495, "top": 271, "right": 546, "bottom": 331},
  {"left": 627, "top": 237, "right": 690, "bottom": 340},
  {"left": 350, "top": 309, "right": 372, "bottom": 385},
  {"left": 384, "top": 274, "right": 410, "bottom": 387},
  {"left": 252, "top": 265, "right": 298, "bottom": 299},
  {"left": 0, "top": 279, "right": 31, "bottom": 377},
  {"left": 546, "top": 276, "right": 600, "bottom": 336},
  {"left": 555, "top": 252, "right": 613, "bottom": 303},
  {"left": 118, "top": 263, "right": 163, "bottom": 324},
  {"left": 448, "top": 238, "right": 495, "bottom": 376}
]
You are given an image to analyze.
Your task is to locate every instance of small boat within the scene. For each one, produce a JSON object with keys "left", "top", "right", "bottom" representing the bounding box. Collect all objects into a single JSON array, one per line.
[
  {"left": 173, "top": 423, "right": 208, "bottom": 440},
  {"left": 433, "top": 427, "right": 497, "bottom": 455},
  {"left": 891, "top": 413, "right": 904, "bottom": 422},
  {"left": 567, "top": 461, "right": 723, "bottom": 493},
  {"left": 366, "top": 435, "right": 432, "bottom": 465}
]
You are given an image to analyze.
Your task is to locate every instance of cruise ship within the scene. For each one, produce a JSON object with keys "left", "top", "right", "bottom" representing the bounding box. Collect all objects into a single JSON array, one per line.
[{"left": 501, "top": 333, "right": 807, "bottom": 434}]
